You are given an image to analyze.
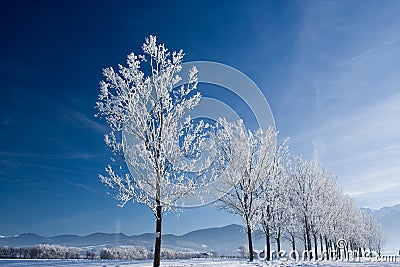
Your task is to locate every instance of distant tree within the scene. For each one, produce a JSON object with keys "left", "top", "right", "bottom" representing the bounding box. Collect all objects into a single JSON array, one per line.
[
  {"left": 86, "top": 250, "right": 96, "bottom": 260},
  {"left": 362, "top": 211, "right": 385, "bottom": 255},
  {"left": 0, "top": 247, "right": 11, "bottom": 259},
  {"left": 100, "top": 248, "right": 114, "bottom": 260},
  {"left": 238, "top": 245, "right": 249, "bottom": 258},
  {"left": 96, "top": 35, "right": 214, "bottom": 267}
]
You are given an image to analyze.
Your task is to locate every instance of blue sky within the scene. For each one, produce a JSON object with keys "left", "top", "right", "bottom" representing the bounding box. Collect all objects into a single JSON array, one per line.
[{"left": 1, "top": 1, "right": 400, "bottom": 236}]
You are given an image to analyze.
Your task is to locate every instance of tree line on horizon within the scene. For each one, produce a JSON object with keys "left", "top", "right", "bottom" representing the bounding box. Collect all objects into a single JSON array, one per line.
[{"left": 0, "top": 244, "right": 206, "bottom": 260}]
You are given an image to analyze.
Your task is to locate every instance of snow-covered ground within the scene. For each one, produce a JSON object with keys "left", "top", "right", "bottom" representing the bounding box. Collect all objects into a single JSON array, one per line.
[{"left": 0, "top": 259, "right": 399, "bottom": 267}]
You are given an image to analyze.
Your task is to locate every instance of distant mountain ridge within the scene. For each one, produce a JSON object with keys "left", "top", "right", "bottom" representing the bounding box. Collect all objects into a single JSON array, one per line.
[
  {"left": 363, "top": 204, "right": 400, "bottom": 219},
  {"left": 0, "top": 224, "right": 263, "bottom": 256}
]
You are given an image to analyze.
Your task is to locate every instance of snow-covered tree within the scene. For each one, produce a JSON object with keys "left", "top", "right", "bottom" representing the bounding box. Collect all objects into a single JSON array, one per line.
[
  {"left": 257, "top": 137, "right": 290, "bottom": 260},
  {"left": 212, "top": 119, "right": 277, "bottom": 261},
  {"left": 361, "top": 211, "right": 385, "bottom": 255},
  {"left": 289, "top": 157, "right": 332, "bottom": 259},
  {"left": 238, "top": 245, "right": 249, "bottom": 258},
  {"left": 96, "top": 35, "right": 214, "bottom": 267},
  {"left": 285, "top": 155, "right": 386, "bottom": 261},
  {"left": 314, "top": 176, "right": 341, "bottom": 260}
]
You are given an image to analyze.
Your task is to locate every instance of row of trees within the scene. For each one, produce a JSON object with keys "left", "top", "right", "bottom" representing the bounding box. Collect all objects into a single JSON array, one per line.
[
  {"left": 214, "top": 119, "right": 384, "bottom": 261},
  {"left": 99, "top": 246, "right": 199, "bottom": 260},
  {"left": 0, "top": 245, "right": 201, "bottom": 260},
  {"left": 96, "top": 35, "right": 383, "bottom": 266},
  {"left": 0, "top": 245, "right": 82, "bottom": 259}
]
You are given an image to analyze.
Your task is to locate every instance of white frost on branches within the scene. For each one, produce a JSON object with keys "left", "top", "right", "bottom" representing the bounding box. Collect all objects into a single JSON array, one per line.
[
  {"left": 96, "top": 35, "right": 214, "bottom": 216},
  {"left": 213, "top": 119, "right": 277, "bottom": 231}
]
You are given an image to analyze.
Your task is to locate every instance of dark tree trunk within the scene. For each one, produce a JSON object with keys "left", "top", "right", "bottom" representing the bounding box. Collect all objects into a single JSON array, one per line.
[
  {"left": 266, "top": 224, "right": 271, "bottom": 261},
  {"left": 304, "top": 217, "right": 311, "bottom": 252},
  {"left": 246, "top": 224, "right": 254, "bottom": 261},
  {"left": 291, "top": 234, "right": 296, "bottom": 259},
  {"left": 153, "top": 204, "right": 162, "bottom": 267},
  {"left": 325, "top": 236, "right": 329, "bottom": 260},
  {"left": 313, "top": 233, "right": 318, "bottom": 260},
  {"left": 303, "top": 231, "right": 307, "bottom": 252},
  {"left": 306, "top": 229, "right": 311, "bottom": 251},
  {"left": 320, "top": 234, "right": 324, "bottom": 258},
  {"left": 276, "top": 228, "right": 281, "bottom": 253}
]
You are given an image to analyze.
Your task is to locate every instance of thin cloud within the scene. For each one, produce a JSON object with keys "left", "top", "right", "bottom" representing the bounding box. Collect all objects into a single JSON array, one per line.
[
  {"left": 0, "top": 150, "right": 107, "bottom": 161},
  {"left": 64, "top": 109, "right": 108, "bottom": 134},
  {"left": 346, "top": 184, "right": 400, "bottom": 209},
  {"left": 64, "top": 179, "right": 97, "bottom": 193},
  {"left": 337, "top": 35, "right": 400, "bottom": 66},
  {"left": 346, "top": 182, "right": 400, "bottom": 197},
  {"left": 74, "top": 112, "right": 108, "bottom": 133}
]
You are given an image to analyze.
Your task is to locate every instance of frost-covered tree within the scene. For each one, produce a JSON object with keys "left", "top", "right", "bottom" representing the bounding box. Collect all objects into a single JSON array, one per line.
[
  {"left": 257, "top": 138, "right": 290, "bottom": 260},
  {"left": 212, "top": 119, "right": 277, "bottom": 261},
  {"left": 314, "top": 177, "right": 341, "bottom": 259},
  {"left": 290, "top": 156, "right": 329, "bottom": 259},
  {"left": 315, "top": 170, "right": 336, "bottom": 258},
  {"left": 238, "top": 245, "right": 249, "bottom": 258},
  {"left": 96, "top": 35, "right": 213, "bottom": 267},
  {"left": 285, "top": 155, "right": 386, "bottom": 261},
  {"left": 368, "top": 213, "right": 385, "bottom": 255}
]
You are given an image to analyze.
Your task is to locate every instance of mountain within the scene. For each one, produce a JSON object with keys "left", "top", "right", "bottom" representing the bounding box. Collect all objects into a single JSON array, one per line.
[
  {"left": 181, "top": 224, "right": 264, "bottom": 255},
  {"left": 0, "top": 224, "right": 263, "bottom": 256},
  {"left": 363, "top": 204, "right": 400, "bottom": 253},
  {"left": 3, "top": 233, "right": 50, "bottom": 247}
]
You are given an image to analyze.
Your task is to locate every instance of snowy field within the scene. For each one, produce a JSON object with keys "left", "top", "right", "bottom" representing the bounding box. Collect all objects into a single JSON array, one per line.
[{"left": 0, "top": 259, "right": 399, "bottom": 267}]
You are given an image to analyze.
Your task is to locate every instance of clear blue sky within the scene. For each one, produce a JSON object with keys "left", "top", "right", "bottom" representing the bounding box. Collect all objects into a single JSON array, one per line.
[{"left": 1, "top": 0, "right": 400, "bottom": 237}]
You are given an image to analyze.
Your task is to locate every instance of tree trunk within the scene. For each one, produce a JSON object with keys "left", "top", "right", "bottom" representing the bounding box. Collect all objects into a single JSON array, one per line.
[
  {"left": 325, "top": 236, "right": 329, "bottom": 260},
  {"left": 276, "top": 228, "right": 281, "bottom": 253},
  {"left": 313, "top": 233, "right": 318, "bottom": 260},
  {"left": 291, "top": 234, "right": 296, "bottom": 259},
  {"left": 306, "top": 229, "right": 311, "bottom": 251},
  {"left": 320, "top": 234, "right": 324, "bottom": 259},
  {"left": 247, "top": 224, "right": 254, "bottom": 261},
  {"left": 266, "top": 224, "right": 271, "bottom": 261},
  {"left": 153, "top": 204, "right": 162, "bottom": 267}
]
